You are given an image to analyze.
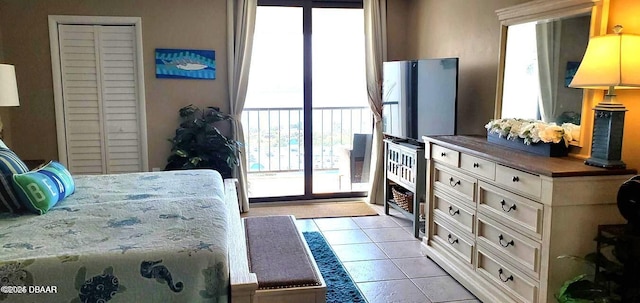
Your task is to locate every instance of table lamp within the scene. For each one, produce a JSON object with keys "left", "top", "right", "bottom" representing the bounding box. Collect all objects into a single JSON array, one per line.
[
  {"left": 0, "top": 64, "right": 20, "bottom": 136},
  {"left": 569, "top": 25, "right": 640, "bottom": 169}
]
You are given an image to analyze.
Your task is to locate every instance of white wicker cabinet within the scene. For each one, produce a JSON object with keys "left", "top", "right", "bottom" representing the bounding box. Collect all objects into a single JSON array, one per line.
[
  {"left": 421, "top": 135, "right": 636, "bottom": 303},
  {"left": 383, "top": 139, "right": 425, "bottom": 238}
]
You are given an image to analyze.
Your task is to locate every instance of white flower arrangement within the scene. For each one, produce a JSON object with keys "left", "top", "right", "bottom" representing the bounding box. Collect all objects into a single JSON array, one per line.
[{"left": 485, "top": 118, "right": 579, "bottom": 147}]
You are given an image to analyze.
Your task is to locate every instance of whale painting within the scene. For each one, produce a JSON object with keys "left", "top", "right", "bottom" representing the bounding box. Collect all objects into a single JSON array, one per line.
[{"left": 155, "top": 48, "right": 216, "bottom": 80}]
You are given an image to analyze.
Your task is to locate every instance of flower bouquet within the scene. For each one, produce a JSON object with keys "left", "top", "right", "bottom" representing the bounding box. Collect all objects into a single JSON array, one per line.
[{"left": 484, "top": 118, "right": 580, "bottom": 157}]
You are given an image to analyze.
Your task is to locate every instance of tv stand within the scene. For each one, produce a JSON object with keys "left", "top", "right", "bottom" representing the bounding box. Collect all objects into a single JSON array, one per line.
[
  {"left": 390, "top": 137, "right": 409, "bottom": 144},
  {"left": 383, "top": 139, "right": 426, "bottom": 238},
  {"left": 387, "top": 136, "right": 424, "bottom": 147}
]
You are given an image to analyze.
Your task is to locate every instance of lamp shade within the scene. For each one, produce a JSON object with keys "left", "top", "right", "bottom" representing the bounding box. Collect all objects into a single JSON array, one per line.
[
  {"left": 0, "top": 64, "right": 20, "bottom": 107},
  {"left": 569, "top": 32, "right": 640, "bottom": 89}
]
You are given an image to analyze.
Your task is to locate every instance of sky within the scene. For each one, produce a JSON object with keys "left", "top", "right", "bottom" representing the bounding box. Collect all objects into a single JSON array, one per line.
[{"left": 245, "top": 6, "right": 368, "bottom": 109}]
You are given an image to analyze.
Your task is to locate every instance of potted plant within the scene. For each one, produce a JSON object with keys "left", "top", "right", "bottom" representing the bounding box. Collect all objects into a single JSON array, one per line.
[
  {"left": 484, "top": 118, "right": 580, "bottom": 157},
  {"left": 165, "top": 104, "right": 241, "bottom": 178},
  {"left": 556, "top": 229, "right": 625, "bottom": 303}
]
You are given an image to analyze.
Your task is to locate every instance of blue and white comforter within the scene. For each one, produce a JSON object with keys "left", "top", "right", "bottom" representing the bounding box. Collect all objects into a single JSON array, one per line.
[{"left": 0, "top": 170, "right": 229, "bottom": 303}]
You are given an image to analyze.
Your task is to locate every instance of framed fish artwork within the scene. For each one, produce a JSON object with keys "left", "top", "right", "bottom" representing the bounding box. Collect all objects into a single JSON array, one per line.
[
  {"left": 564, "top": 61, "right": 580, "bottom": 88},
  {"left": 155, "top": 48, "right": 216, "bottom": 80}
]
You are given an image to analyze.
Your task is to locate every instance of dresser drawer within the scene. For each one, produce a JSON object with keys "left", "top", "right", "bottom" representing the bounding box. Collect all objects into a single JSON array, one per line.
[
  {"left": 433, "top": 216, "right": 474, "bottom": 266},
  {"left": 478, "top": 181, "right": 543, "bottom": 240},
  {"left": 460, "top": 153, "right": 496, "bottom": 180},
  {"left": 433, "top": 164, "right": 476, "bottom": 202},
  {"left": 477, "top": 214, "right": 541, "bottom": 278},
  {"left": 431, "top": 144, "right": 460, "bottom": 167},
  {"left": 476, "top": 246, "right": 539, "bottom": 303},
  {"left": 495, "top": 165, "right": 542, "bottom": 199},
  {"left": 433, "top": 189, "right": 475, "bottom": 234}
]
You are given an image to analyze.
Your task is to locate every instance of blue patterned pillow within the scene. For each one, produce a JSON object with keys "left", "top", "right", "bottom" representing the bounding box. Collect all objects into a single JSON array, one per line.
[
  {"left": 12, "top": 161, "right": 75, "bottom": 215},
  {"left": 0, "top": 147, "right": 28, "bottom": 213},
  {"left": 0, "top": 147, "right": 28, "bottom": 175},
  {"left": 0, "top": 174, "right": 22, "bottom": 213}
]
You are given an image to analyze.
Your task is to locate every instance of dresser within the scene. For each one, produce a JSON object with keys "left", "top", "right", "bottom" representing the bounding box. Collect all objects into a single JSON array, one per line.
[{"left": 421, "top": 135, "right": 636, "bottom": 303}]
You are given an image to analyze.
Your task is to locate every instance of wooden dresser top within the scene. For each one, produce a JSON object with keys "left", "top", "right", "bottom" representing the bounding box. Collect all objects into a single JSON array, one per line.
[{"left": 423, "top": 135, "right": 637, "bottom": 177}]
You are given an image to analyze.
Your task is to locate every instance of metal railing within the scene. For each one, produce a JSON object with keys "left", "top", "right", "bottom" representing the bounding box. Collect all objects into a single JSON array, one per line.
[{"left": 241, "top": 106, "right": 373, "bottom": 172}]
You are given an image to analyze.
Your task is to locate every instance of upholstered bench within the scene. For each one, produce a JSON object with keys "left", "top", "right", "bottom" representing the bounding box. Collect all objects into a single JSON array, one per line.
[{"left": 243, "top": 215, "right": 326, "bottom": 303}]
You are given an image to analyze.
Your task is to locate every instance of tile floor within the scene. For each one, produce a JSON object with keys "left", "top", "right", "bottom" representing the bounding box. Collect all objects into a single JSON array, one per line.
[{"left": 295, "top": 204, "right": 480, "bottom": 303}]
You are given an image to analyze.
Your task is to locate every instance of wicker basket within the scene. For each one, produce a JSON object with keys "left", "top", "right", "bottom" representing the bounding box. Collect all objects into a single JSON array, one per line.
[{"left": 391, "top": 186, "right": 413, "bottom": 213}]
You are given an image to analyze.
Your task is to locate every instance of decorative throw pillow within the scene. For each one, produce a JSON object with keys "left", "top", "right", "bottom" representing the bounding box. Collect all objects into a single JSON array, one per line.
[
  {"left": 0, "top": 147, "right": 29, "bottom": 175},
  {"left": 0, "top": 147, "right": 29, "bottom": 213},
  {"left": 0, "top": 174, "right": 22, "bottom": 213},
  {"left": 12, "top": 161, "right": 75, "bottom": 215}
]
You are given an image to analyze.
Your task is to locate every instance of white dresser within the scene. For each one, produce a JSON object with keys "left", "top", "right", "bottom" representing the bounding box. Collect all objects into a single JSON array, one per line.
[{"left": 421, "top": 135, "right": 636, "bottom": 303}]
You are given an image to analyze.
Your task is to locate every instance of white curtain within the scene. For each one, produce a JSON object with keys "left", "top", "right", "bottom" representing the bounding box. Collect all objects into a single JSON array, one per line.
[
  {"left": 364, "top": 0, "right": 387, "bottom": 205},
  {"left": 227, "top": 0, "right": 257, "bottom": 212},
  {"left": 536, "top": 21, "right": 562, "bottom": 123}
]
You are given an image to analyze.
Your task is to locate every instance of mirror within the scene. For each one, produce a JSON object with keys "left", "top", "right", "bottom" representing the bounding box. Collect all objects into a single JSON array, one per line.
[
  {"left": 495, "top": 0, "right": 601, "bottom": 145},
  {"left": 501, "top": 16, "right": 589, "bottom": 125}
]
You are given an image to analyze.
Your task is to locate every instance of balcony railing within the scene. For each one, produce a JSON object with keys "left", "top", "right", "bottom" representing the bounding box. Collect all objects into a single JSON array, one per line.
[{"left": 241, "top": 106, "right": 373, "bottom": 173}]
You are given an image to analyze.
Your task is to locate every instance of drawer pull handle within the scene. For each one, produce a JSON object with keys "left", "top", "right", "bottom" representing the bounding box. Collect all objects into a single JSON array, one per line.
[
  {"left": 449, "top": 177, "right": 461, "bottom": 187},
  {"left": 448, "top": 206, "right": 460, "bottom": 216},
  {"left": 447, "top": 234, "right": 458, "bottom": 244},
  {"left": 498, "top": 269, "right": 514, "bottom": 283},
  {"left": 500, "top": 200, "right": 517, "bottom": 212},
  {"left": 498, "top": 234, "right": 515, "bottom": 247},
  {"left": 441, "top": 152, "right": 447, "bottom": 157},
  {"left": 473, "top": 162, "right": 479, "bottom": 168},
  {"left": 512, "top": 176, "right": 520, "bottom": 182}
]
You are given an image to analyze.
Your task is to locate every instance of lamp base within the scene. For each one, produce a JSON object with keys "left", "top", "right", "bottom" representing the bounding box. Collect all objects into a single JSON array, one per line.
[
  {"left": 587, "top": 98, "right": 627, "bottom": 169},
  {"left": 585, "top": 157, "right": 626, "bottom": 169}
]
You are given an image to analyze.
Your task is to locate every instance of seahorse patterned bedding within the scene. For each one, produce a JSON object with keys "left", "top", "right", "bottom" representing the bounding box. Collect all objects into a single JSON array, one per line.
[{"left": 0, "top": 170, "right": 230, "bottom": 303}]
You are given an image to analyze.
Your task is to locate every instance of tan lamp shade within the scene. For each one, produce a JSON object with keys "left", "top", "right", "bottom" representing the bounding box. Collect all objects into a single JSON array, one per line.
[
  {"left": 0, "top": 64, "right": 20, "bottom": 107},
  {"left": 569, "top": 32, "right": 640, "bottom": 89}
]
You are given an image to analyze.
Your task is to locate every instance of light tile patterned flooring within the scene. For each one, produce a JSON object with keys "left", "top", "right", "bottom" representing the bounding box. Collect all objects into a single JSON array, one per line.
[{"left": 295, "top": 204, "right": 480, "bottom": 303}]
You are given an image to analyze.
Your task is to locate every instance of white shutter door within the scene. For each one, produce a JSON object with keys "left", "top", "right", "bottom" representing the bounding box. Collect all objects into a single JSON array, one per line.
[
  {"left": 59, "top": 24, "right": 144, "bottom": 174},
  {"left": 99, "top": 26, "right": 142, "bottom": 173},
  {"left": 59, "top": 25, "right": 106, "bottom": 174}
]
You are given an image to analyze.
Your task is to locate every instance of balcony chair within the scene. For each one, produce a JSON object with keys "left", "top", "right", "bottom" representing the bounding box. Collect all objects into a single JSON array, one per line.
[{"left": 338, "top": 133, "right": 373, "bottom": 190}]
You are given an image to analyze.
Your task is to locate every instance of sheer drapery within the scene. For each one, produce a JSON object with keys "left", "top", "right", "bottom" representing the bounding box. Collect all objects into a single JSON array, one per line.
[
  {"left": 227, "top": 0, "right": 257, "bottom": 212},
  {"left": 536, "top": 21, "right": 562, "bottom": 122},
  {"left": 364, "top": 0, "right": 387, "bottom": 205}
]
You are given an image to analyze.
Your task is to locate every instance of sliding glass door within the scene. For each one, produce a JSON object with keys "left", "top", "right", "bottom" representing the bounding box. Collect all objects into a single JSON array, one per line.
[
  {"left": 244, "top": 6, "right": 304, "bottom": 198},
  {"left": 243, "top": 0, "right": 370, "bottom": 201},
  {"left": 311, "top": 7, "right": 369, "bottom": 194}
]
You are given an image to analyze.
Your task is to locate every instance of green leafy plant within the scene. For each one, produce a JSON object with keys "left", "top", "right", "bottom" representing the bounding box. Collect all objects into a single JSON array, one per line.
[
  {"left": 556, "top": 231, "right": 624, "bottom": 303},
  {"left": 165, "top": 104, "right": 241, "bottom": 178}
]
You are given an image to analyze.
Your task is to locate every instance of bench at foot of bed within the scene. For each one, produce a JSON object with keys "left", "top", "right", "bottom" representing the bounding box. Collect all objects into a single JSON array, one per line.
[{"left": 244, "top": 215, "right": 326, "bottom": 303}]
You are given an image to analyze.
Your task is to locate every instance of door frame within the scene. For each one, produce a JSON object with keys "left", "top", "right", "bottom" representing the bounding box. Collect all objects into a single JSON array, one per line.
[
  {"left": 48, "top": 15, "right": 149, "bottom": 172},
  {"left": 249, "top": 1, "right": 369, "bottom": 202}
]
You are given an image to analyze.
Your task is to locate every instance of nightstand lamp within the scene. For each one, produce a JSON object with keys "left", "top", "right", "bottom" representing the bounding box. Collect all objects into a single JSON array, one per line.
[
  {"left": 569, "top": 25, "right": 640, "bottom": 169},
  {"left": 0, "top": 64, "right": 20, "bottom": 138}
]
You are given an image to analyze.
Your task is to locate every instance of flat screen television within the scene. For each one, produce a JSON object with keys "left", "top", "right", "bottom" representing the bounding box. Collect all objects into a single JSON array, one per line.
[{"left": 382, "top": 58, "right": 458, "bottom": 143}]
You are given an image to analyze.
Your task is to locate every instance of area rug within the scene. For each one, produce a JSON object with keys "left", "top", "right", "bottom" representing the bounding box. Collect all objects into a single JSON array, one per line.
[
  {"left": 241, "top": 201, "right": 378, "bottom": 219},
  {"left": 303, "top": 231, "right": 366, "bottom": 303}
]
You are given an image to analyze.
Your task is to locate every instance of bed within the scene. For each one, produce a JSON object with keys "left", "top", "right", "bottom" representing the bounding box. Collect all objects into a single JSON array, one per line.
[{"left": 0, "top": 170, "right": 259, "bottom": 303}]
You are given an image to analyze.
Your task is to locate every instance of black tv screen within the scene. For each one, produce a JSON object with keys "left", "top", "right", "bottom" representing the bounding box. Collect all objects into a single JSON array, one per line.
[{"left": 382, "top": 58, "right": 458, "bottom": 142}]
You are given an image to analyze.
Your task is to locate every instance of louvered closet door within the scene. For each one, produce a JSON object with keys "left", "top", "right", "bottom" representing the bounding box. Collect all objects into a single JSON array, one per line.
[{"left": 59, "top": 25, "right": 143, "bottom": 174}]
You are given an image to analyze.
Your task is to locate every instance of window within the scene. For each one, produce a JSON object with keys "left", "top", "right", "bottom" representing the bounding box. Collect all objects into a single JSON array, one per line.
[{"left": 243, "top": 0, "right": 370, "bottom": 201}]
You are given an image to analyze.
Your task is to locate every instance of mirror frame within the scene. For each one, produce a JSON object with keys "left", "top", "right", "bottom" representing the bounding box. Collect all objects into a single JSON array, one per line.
[{"left": 494, "top": 0, "right": 608, "bottom": 147}]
